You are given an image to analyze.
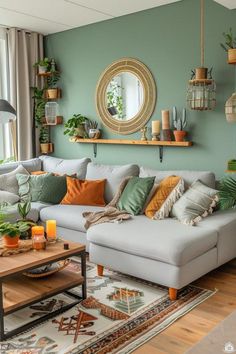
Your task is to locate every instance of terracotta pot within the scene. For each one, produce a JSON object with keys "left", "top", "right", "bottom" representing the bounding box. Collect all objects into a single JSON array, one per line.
[
  {"left": 3, "top": 235, "right": 20, "bottom": 248},
  {"left": 174, "top": 130, "right": 187, "bottom": 142},
  {"left": 228, "top": 49, "right": 236, "bottom": 64},
  {"left": 46, "top": 88, "right": 58, "bottom": 99}
]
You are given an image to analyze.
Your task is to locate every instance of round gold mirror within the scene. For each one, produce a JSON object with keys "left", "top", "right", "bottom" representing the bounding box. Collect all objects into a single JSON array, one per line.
[{"left": 96, "top": 58, "right": 157, "bottom": 135}]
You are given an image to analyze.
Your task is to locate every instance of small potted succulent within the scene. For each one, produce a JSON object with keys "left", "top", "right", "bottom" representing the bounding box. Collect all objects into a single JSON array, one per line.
[
  {"left": 221, "top": 28, "right": 236, "bottom": 64},
  {"left": 172, "top": 106, "right": 187, "bottom": 142},
  {"left": 34, "top": 57, "right": 50, "bottom": 74},
  {"left": 45, "top": 71, "right": 61, "bottom": 99},
  {"left": 40, "top": 126, "right": 52, "bottom": 154},
  {"left": 64, "top": 114, "right": 89, "bottom": 138},
  {"left": 17, "top": 202, "right": 36, "bottom": 239},
  {"left": 87, "top": 120, "right": 100, "bottom": 139}
]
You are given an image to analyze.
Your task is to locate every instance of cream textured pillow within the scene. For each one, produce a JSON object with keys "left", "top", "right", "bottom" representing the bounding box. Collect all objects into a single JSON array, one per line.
[
  {"left": 0, "top": 164, "right": 29, "bottom": 195},
  {"left": 171, "top": 180, "right": 219, "bottom": 226},
  {"left": 0, "top": 191, "right": 19, "bottom": 204}
]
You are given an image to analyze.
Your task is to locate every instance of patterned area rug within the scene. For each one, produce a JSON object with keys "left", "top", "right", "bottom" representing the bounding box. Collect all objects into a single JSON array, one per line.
[{"left": 0, "top": 259, "right": 216, "bottom": 354}]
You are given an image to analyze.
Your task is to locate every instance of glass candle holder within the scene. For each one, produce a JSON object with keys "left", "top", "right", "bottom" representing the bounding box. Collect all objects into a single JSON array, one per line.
[
  {"left": 33, "top": 235, "right": 47, "bottom": 251},
  {"left": 46, "top": 220, "right": 57, "bottom": 243}
]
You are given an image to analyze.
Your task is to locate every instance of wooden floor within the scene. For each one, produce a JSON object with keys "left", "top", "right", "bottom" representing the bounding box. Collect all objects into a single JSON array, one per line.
[{"left": 134, "top": 258, "right": 236, "bottom": 354}]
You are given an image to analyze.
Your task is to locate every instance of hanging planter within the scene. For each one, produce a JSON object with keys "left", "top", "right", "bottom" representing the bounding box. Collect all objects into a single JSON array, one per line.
[{"left": 187, "top": 0, "right": 216, "bottom": 111}]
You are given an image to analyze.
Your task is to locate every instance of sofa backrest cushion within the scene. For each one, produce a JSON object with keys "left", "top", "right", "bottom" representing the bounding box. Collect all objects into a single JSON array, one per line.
[
  {"left": 86, "top": 162, "right": 140, "bottom": 203},
  {"left": 0, "top": 158, "right": 41, "bottom": 175},
  {"left": 39, "top": 156, "right": 91, "bottom": 179},
  {"left": 140, "top": 167, "right": 216, "bottom": 189}
]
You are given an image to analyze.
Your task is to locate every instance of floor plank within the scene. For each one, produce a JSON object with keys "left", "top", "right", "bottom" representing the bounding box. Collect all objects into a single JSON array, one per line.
[{"left": 133, "top": 259, "right": 236, "bottom": 353}]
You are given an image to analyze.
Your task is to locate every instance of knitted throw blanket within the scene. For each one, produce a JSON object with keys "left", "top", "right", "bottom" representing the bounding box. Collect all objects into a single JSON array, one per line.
[{"left": 82, "top": 176, "right": 132, "bottom": 229}]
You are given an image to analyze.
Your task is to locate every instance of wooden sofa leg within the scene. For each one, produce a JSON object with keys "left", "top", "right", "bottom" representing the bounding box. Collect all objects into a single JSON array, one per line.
[
  {"left": 169, "top": 288, "right": 178, "bottom": 301},
  {"left": 97, "top": 265, "right": 104, "bottom": 276}
]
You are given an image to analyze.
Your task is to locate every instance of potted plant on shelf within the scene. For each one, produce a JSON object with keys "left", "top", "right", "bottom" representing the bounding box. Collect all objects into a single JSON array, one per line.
[
  {"left": 221, "top": 28, "right": 236, "bottom": 64},
  {"left": 45, "top": 71, "right": 61, "bottom": 99},
  {"left": 17, "top": 202, "right": 36, "bottom": 239},
  {"left": 34, "top": 57, "right": 50, "bottom": 74},
  {"left": 172, "top": 106, "right": 187, "bottom": 142},
  {"left": 64, "top": 114, "right": 89, "bottom": 138},
  {"left": 40, "top": 126, "right": 52, "bottom": 153},
  {"left": 87, "top": 120, "right": 100, "bottom": 139}
]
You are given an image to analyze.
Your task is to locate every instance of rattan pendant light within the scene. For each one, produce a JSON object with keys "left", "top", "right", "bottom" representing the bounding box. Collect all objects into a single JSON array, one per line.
[{"left": 187, "top": 0, "right": 216, "bottom": 111}]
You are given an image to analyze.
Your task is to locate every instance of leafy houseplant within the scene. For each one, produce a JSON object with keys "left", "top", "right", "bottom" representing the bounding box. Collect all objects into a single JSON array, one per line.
[
  {"left": 220, "top": 28, "right": 236, "bottom": 63},
  {"left": 17, "top": 202, "right": 36, "bottom": 239},
  {"left": 172, "top": 106, "right": 187, "bottom": 142},
  {"left": 218, "top": 176, "right": 236, "bottom": 210},
  {"left": 45, "top": 71, "right": 61, "bottom": 99},
  {"left": 64, "top": 114, "right": 89, "bottom": 138},
  {"left": 34, "top": 57, "right": 50, "bottom": 74},
  {"left": 39, "top": 126, "right": 51, "bottom": 153},
  {"left": 0, "top": 222, "right": 30, "bottom": 248}
]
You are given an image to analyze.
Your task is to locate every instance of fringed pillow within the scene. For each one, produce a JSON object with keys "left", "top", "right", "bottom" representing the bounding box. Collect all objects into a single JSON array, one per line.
[
  {"left": 171, "top": 180, "right": 219, "bottom": 226},
  {"left": 145, "top": 176, "right": 184, "bottom": 219}
]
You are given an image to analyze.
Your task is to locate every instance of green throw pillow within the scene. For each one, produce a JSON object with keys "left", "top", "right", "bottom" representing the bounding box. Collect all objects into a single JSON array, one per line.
[
  {"left": 117, "top": 176, "right": 155, "bottom": 215},
  {"left": 17, "top": 173, "right": 67, "bottom": 204}
]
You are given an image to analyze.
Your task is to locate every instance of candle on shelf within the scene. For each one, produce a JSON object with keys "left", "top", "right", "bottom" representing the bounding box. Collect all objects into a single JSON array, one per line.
[
  {"left": 152, "top": 120, "right": 160, "bottom": 135},
  {"left": 46, "top": 220, "right": 57, "bottom": 242},
  {"left": 161, "top": 110, "right": 170, "bottom": 130}
]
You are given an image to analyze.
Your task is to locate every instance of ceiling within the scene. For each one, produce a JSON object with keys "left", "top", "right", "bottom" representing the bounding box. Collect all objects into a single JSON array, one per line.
[{"left": 0, "top": 0, "right": 234, "bottom": 35}]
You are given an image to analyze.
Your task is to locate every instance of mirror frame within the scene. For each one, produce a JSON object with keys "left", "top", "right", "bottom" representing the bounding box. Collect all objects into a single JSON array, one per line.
[{"left": 95, "top": 58, "right": 157, "bottom": 135}]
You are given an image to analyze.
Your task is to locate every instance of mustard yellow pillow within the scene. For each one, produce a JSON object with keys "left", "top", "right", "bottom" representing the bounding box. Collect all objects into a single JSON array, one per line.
[{"left": 145, "top": 176, "right": 184, "bottom": 219}]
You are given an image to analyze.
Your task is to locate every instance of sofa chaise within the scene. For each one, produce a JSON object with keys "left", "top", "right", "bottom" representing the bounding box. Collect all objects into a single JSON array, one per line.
[{"left": 1, "top": 155, "right": 236, "bottom": 301}]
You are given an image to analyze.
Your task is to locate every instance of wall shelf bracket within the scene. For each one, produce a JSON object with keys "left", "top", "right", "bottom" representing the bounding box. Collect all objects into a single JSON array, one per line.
[
  {"left": 159, "top": 146, "right": 164, "bottom": 163},
  {"left": 93, "top": 143, "right": 97, "bottom": 158}
]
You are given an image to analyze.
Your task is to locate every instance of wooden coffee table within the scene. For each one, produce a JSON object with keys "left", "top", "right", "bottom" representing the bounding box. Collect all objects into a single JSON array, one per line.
[{"left": 0, "top": 239, "right": 86, "bottom": 341}]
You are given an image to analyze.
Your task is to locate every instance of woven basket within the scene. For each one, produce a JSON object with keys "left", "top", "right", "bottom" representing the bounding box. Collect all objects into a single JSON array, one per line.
[{"left": 23, "top": 259, "right": 71, "bottom": 278}]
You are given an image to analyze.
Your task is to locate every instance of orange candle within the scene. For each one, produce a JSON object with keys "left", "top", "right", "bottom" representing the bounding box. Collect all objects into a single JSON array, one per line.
[
  {"left": 31, "top": 226, "right": 44, "bottom": 238},
  {"left": 46, "top": 220, "right": 57, "bottom": 241}
]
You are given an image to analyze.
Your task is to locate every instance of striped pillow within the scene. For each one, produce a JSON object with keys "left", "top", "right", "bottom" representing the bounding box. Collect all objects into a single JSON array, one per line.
[{"left": 171, "top": 180, "right": 219, "bottom": 226}]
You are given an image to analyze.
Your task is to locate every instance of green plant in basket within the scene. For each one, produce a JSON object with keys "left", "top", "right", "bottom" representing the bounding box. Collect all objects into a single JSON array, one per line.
[
  {"left": 64, "top": 114, "right": 89, "bottom": 138},
  {"left": 218, "top": 176, "right": 236, "bottom": 210}
]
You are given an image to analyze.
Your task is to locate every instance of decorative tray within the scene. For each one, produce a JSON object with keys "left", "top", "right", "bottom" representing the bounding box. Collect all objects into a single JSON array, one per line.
[{"left": 23, "top": 259, "right": 70, "bottom": 278}]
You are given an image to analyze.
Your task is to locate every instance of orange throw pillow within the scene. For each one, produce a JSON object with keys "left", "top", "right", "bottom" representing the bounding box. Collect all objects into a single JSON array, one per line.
[
  {"left": 145, "top": 176, "right": 184, "bottom": 219},
  {"left": 31, "top": 171, "right": 46, "bottom": 175},
  {"left": 61, "top": 177, "right": 106, "bottom": 206}
]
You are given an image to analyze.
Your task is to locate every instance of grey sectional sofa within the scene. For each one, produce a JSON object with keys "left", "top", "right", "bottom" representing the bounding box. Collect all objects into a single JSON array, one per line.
[{"left": 1, "top": 155, "right": 236, "bottom": 301}]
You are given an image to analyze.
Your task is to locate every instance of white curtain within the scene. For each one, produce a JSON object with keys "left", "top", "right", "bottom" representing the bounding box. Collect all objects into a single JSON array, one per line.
[
  {"left": 7, "top": 28, "right": 44, "bottom": 160},
  {"left": 0, "top": 27, "right": 12, "bottom": 160}
]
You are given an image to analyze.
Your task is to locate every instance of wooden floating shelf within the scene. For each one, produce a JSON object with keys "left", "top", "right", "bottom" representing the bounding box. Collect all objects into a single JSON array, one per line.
[
  {"left": 225, "top": 170, "right": 236, "bottom": 173},
  {"left": 42, "top": 116, "right": 63, "bottom": 126},
  {"left": 37, "top": 71, "right": 60, "bottom": 77},
  {"left": 70, "top": 138, "right": 193, "bottom": 162}
]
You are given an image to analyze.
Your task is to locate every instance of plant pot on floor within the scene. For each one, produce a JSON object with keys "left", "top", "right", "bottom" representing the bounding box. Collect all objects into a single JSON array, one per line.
[
  {"left": 173, "top": 130, "right": 187, "bottom": 142},
  {"left": 46, "top": 88, "right": 59, "bottom": 99},
  {"left": 228, "top": 49, "right": 236, "bottom": 64},
  {"left": 3, "top": 235, "right": 20, "bottom": 248}
]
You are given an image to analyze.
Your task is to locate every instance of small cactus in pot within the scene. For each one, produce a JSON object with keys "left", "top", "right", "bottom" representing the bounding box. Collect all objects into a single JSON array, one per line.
[{"left": 172, "top": 106, "right": 187, "bottom": 142}]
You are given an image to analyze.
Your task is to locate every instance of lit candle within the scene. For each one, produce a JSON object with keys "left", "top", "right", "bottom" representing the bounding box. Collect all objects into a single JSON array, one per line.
[
  {"left": 152, "top": 120, "right": 160, "bottom": 134},
  {"left": 46, "top": 220, "right": 57, "bottom": 242},
  {"left": 161, "top": 110, "right": 170, "bottom": 130}
]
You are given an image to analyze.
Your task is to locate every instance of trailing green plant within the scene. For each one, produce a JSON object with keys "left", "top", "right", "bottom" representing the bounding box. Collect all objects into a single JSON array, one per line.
[
  {"left": 33, "top": 57, "right": 50, "bottom": 69},
  {"left": 18, "top": 202, "right": 31, "bottom": 220},
  {"left": 220, "top": 28, "right": 236, "bottom": 51},
  {"left": 46, "top": 71, "right": 60, "bottom": 89},
  {"left": 173, "top": 106, "right": 187, "bottom": 131},
  {"left": 218, "top": 176, "right": 236, "bottom": 210},
  {"left": 64, "top": 114, "right": 89, "bottom": 137},
  {"left": 32, "top": 87, "right": 46, "bottom": 128},
  {"left": 107, "top": 80, "right": 123, "bottom": 119},
  {"left": 39, "top": 126, "right": 50, "bottom": 143}
]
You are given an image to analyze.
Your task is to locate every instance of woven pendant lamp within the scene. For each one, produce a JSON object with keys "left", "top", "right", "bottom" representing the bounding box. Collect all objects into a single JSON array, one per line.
[{"left": 187, "top": 0, "right": 216, "bottom": 111}]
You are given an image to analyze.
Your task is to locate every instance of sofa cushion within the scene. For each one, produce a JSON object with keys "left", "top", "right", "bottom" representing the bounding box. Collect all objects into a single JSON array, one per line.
[
  {"left": 40, "top": 205, "right": 105, "bottom": 233},
  {"left": 86, "top": 163, "right": 139, "bottom": 203},
  {"left": 39, "top": 156, "right": 90, "bottom": 179},
  {"left": 0, "top": 165, "right": 29, "bottom": 195},
  {"left": 0, "top": 191, "right": 19, "bottom": 204},
  {"left": 117, "top": 177, "right": 155, "bottom": 215},
  {"left": 0, "top": 158, "right": 41, "bottom": 175},
  {"left": 140, "top": 167, "right": 216, "bottom": 189},
  {"left": 87, "top": 215, "right": 217, "bottom": 266},
  {"left": 31, "top": 201, "right": 52, "bottom": 212}
]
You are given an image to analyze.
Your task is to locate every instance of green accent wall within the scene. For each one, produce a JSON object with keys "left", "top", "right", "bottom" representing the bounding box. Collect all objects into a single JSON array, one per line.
[{"left": 45, "top": 0, "right": 236, "bottom": 178}]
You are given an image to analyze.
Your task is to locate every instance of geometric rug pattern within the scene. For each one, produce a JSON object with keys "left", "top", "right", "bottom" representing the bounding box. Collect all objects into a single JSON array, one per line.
[{"left": 0, "top": 258, "right": 216, "bottom": 354}]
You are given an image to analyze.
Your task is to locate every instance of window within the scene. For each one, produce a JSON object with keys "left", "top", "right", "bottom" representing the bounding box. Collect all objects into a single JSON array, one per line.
[{"left": 0, "top": 27, "right": 13, "bottom": 161}]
